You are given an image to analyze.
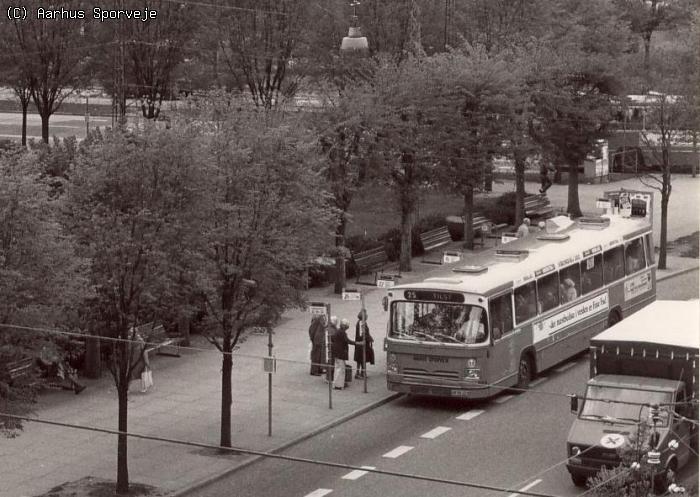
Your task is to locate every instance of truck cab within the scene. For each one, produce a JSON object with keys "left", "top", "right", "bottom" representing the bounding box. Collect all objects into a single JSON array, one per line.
[{"left": 565, "top": 301, "right": 699, "bottom": 492}]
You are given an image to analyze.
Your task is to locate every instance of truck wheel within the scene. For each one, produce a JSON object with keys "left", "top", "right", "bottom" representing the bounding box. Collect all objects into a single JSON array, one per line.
[
  {"left": 571, "top": 473, "right": 587, "bottom": 487},
  {"left": 514, "top": 354, "right": 532, "bottom": 391}
]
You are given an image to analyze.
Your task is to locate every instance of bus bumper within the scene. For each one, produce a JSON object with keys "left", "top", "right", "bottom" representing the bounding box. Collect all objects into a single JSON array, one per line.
[{"left": 387, "top": 376, "right": 496, "bottom": 399}]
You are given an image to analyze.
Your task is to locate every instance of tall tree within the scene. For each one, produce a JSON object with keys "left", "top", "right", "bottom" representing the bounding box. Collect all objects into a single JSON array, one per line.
[
  {"left": 67, "top": 127, "right": 201, "bottom": 493},
  {"left": 188, "top": 101, "right": 336, "bottom": 448},
  {"left": 215, "top": 0, "right": 308, "bottom": 109},
  {"left": 614, "top": 0, "right": 694, "bottom": 90},
  {"left": 530, "top": 0, "right": 629, "bottom": 217},
  {"left": 2, "top": 0, "right": 90, "bottom": 142}
]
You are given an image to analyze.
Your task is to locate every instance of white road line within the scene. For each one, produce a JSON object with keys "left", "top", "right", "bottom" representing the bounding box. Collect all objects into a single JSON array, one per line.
[
  {"left": 342, "top": 466, "right": 376, "bottom": 480},
  {"left": 456, "top": 409, "right": 485, "bottom": 420},
  {"left": 555, "top": 361, "right": 578, "bottom": 373},
  {"left": 383, "top": 445, "right": 414, "bottom": 458},
  {"left": 507, "top": 479, "right": 542, "bottom": 497},
  {"left": 494, "top": 394, "right": 515, "bottom": 404},
  {"left": 420, "top": 426, "right": 452, "bottom": 439},
  {"left": 303, "top": 489, "right": 333, "bottom": 497},
  {"left": 529, "top": 377, "right": 547, "bottom": 387}
]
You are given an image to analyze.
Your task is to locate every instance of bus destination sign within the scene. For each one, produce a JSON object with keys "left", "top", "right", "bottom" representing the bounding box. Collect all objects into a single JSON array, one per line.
[{"left": 404, "top": 290, "right": 465, "bottom": 303}]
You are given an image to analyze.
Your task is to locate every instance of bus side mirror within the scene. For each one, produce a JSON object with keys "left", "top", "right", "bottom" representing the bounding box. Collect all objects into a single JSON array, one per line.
[
  {"left": 382, "top": 296, "right": 388, "bottom": 312},
  {"left": 569, "top": 394, "right": 579, "bottom": 414}
]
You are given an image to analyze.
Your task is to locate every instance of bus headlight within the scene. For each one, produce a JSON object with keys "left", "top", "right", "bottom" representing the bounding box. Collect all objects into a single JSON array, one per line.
[
  {"left": 571, "top": 446, "right": 581, "bottom": 456},
  {"left": 464, "top": 368, "right": 480, "bottom": 380},
  {"left": 387, "top": 353, "right": 399, "bottom": 373}
]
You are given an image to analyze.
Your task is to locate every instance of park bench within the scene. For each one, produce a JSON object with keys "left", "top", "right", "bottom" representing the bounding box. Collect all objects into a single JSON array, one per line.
[
  {"left": 524, "top": 194, "right": 554, "bottom": 220},
  {"left": 2, "top": 357, "right": 35, "bottom": 385},
  {"left": 419, "top": 225, "right": 453, "bottom": 264},
  {"left": 351, "top": 246, "right": 389, "bottom": 285},
  {"left": 137, "top": 322, "right": 184, "bottom": 358}
]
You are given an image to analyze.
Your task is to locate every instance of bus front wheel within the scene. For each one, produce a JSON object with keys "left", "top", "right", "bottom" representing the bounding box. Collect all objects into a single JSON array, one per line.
[{"left": 514, "top": 354, "right": 532, "bottom": 391}]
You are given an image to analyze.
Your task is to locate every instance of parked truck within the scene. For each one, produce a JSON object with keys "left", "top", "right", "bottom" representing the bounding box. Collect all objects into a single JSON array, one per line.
[{"left": 566, "top": 300, "right": 699, "bottom": 492}]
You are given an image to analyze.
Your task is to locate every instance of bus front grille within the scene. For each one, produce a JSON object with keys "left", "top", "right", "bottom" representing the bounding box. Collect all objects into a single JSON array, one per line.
[{"left": 402, "top": 368, "right": 461, "bottom": 380}]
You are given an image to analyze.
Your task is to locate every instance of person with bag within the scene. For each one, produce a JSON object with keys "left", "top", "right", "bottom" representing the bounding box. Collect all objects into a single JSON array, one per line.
[
  {"left": 353, "top": 310, "right": 374, "bottom": 379},
  {"left": 331, "top": 318, "right": 355, "bottom": 390},
  {"left": 140, "top": 347, "right": 153, "bottom": 393}
]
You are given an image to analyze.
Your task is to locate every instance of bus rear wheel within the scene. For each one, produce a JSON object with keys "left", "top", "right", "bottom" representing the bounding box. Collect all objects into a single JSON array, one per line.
[
  {"left": 607, "top": 310, "right": 621, "bottom": 328},
  {"left": 514, "top": 354, "right": 532, "bottom": 391}
]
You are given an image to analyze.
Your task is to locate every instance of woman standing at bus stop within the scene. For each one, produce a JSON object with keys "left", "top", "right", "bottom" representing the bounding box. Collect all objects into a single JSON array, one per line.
[{"left": 354, "top": 310, "right": 374, "bottom": 379}]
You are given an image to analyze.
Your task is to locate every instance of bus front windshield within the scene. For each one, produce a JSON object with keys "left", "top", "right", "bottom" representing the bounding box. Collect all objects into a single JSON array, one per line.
[
  {"left": 390, "top": 301, "right": 488, "bottom": 344},
  {"left": 580, "top": 385, "right": 671, "bottom": 426}
]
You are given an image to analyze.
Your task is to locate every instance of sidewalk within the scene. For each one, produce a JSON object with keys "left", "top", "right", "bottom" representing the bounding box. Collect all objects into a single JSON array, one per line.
[
  {"left": 1, "top": 260, "right": 448, "bottom": 497},
  {"left": 2, "top": 257, "right": 697, "bottom": 497}
]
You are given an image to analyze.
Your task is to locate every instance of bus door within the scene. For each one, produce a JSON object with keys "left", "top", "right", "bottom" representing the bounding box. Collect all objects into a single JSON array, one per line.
[{"left": 488, "top": 292, "right": 517, "bottom": 383}]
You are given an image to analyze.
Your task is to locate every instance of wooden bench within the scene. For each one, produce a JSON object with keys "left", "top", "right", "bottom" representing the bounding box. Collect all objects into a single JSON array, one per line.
[
  {"left": 137, "top": 322, "right": 184, "bottom": 358},
  {"left": 419, "top": 226, "right": 452, "bottom": 252},
  {"left": 351, "top": 246, "right": 388, "bottom": 285},
  {"left": 2, "top": 357, "right": 35, "bottom": 385},
  {"left": 524, "top": 194, "right": 554, "bottom": 220},
  {"left": 473, "top": 214, "right": 508, "bottom": 246}
]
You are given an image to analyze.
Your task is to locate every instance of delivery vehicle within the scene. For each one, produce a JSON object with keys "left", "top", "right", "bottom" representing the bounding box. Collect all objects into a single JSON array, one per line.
[
  {"left": 566, "top": 300, "right": 699, "bottom": 491},
  {"left": 384, "top": 205, "right": 656, "bottom": 399}
]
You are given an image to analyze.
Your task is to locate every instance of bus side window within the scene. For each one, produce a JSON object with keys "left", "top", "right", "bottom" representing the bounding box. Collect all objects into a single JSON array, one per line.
[
  {"left": 645, "top": 233, "right": 655, "bottom": 265},
  {"left": 514, "top": 282, "right": 537, "bottom": 324},
  {"left": 625, "top": 238, "right": 646, "bottom": 275},
  {"left": 489, "top": 292, "right": 513, "bottom": 340},
  {"left": 559, "top": 264, "right": 581, "bottom": 303},
  {"left": 536, "top": 272, "right": 559, "bottom": 313},
  {"left": 603, "top": 246, "right": 624, "bottom": 284},
  {"left": 581, "top": 254, "right": 603, "bottom": 294}
]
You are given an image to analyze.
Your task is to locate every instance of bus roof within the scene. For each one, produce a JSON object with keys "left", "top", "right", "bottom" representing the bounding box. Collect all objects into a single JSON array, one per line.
[
  {"left": 393, "top": 214, "right": 651, "bottom": 297},
  {"left": 591, "top": 300, "right": 699, "bottom": 350}
]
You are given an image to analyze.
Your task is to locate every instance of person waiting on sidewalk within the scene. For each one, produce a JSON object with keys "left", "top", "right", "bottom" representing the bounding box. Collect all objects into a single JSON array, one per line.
[
  {"left": 331, "top": 318, "right": 355, "bottom": 390},
  {"left": 353, "top": 310, "right": 374, "bottom": 379},
  {"left": 324, "top": 316, "right": 339, "bottom": 383},
  {"left": 308, "top": 314, "right": 327, "bottom": 376},
  {"left": 539, "top": 163, "right": 554, "bottom": 194},
  {"left": 516, "top": 217, "right": 531, "bottom": 238},
  {"left": 37, "top": 343, "right": 86, "bottom": 394}
]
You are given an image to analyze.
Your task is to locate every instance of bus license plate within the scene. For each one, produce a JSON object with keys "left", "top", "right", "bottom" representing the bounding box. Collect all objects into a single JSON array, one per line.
[{"left": 451, "top": 390, "right": 470, "bottom": 397}]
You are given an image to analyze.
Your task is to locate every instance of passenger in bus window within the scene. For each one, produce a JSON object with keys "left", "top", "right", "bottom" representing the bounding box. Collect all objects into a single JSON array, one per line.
[
  {"left": 562, "top": 278, "right": 578, "bottom": 302},
  {"left": 540, "top": 290, "right": 558, "bottom": 312},
  {"left": 625, "top": 239, "right": 645, "bottom": 274},
  {"left": 515, "top": 289, "right": 536, "bottom": 323}
]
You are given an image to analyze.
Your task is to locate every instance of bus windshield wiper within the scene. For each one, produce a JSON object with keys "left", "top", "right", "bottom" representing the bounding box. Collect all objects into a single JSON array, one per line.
[
  {"left": 413, "top": 331, "right": 439, "bottom": 342},
  {"left": 435, "top": 333, "right": 462, "bottom": 343}
]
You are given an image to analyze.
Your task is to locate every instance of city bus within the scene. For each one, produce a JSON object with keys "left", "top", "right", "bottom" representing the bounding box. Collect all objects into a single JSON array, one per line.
[{"left": 384, "top": 207, "right": 656, "bottom": 399}]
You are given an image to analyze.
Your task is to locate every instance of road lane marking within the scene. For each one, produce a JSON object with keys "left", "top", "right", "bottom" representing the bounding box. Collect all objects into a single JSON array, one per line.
[
  {"left": 420, "top": 426, "right": 452, "bottom": 439},
  {"left": 494, "top": 394, "right": 514, "bottom": 404},
  {"left": 304, "top": 489, "right": 333, "bottom": 497},
  {"left": 383, "top": 445, "right": 414, "bottom": 458},
  {"left": 342, "top": 466, "right": 376, "bottom": 480},
  {"left": 555, "top": 361, "right": 577, "bottom": 373},
  {"left": 507, "top": 479, "right": 542, "bottom": 497},
  {"left": 456, "top": 409, "right": 485, "bottom": 420},
  {"left": 529, "top": 377, "right": 547, "bottom": 387}
]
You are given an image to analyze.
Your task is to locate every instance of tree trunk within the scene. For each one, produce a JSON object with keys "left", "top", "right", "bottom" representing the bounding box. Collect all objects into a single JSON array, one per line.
[
  {"left": 334, "top": 219, "right": 347, "bottom": 294},
  {"left": 116, "top": 338, "right": 130, "bottom": 494},
  {"left": 692, "top": 131, "right": 698, "bottom": 178},
  {"left": 642, "top": 33, "right": 652, "bottom": 92},
  {"left": 40, "top": 110, "right": 50, "bottom": 144},
  {"left": 84, "top": 334, "right": 101, "bottom": 379},
  {"left": 220, "top": 333, "right": 233, "bottom": 448},
  {"left": 178, "top": 315, "right": 190, "bottom": 347},
  {"left": 567, "top": 163, "right": 582, "bottom": 218},
  {"left": 463, "top": 187, "right": 475, "bottom": 250},
  {"left": 514, "top": 154, "right": 526, "bottom": 226},
  {"left": 399, "top": 205, "right": 413, "bottom": 272},
  {"left": 21, "top": 99, "right": 28, "bottom": 147},
  {"left": 658, "top": 193, "right": 669, "bottom": 270}
]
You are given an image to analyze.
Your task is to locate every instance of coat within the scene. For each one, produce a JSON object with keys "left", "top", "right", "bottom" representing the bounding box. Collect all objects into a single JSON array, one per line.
[
  {"left": 309, "top": 320, "right": 328, "bottom": 372},
  {"left": 331, "top": 325, "right": 354, "bottom": 361},
  {"left": 353, "top": 321, "right": 375, "bottom": 364}
]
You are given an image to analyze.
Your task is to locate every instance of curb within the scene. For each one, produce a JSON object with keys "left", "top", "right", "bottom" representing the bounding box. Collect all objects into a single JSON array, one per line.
[
  {"left": 170, "top": 392, "right": 403, "bottom": 497},
  {"left": 657, "top": 265, "right": 699, "bottom": 282}
]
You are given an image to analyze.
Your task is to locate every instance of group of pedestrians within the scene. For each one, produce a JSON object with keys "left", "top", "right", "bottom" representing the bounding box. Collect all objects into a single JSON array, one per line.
[{"left": 308, "top": 310, "right": 375, "bottom": 390}]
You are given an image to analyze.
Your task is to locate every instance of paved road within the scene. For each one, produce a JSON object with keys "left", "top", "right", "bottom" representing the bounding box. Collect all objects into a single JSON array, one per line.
[{"left": 189, "top": 282, "right": 699, "bottom": 497}]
